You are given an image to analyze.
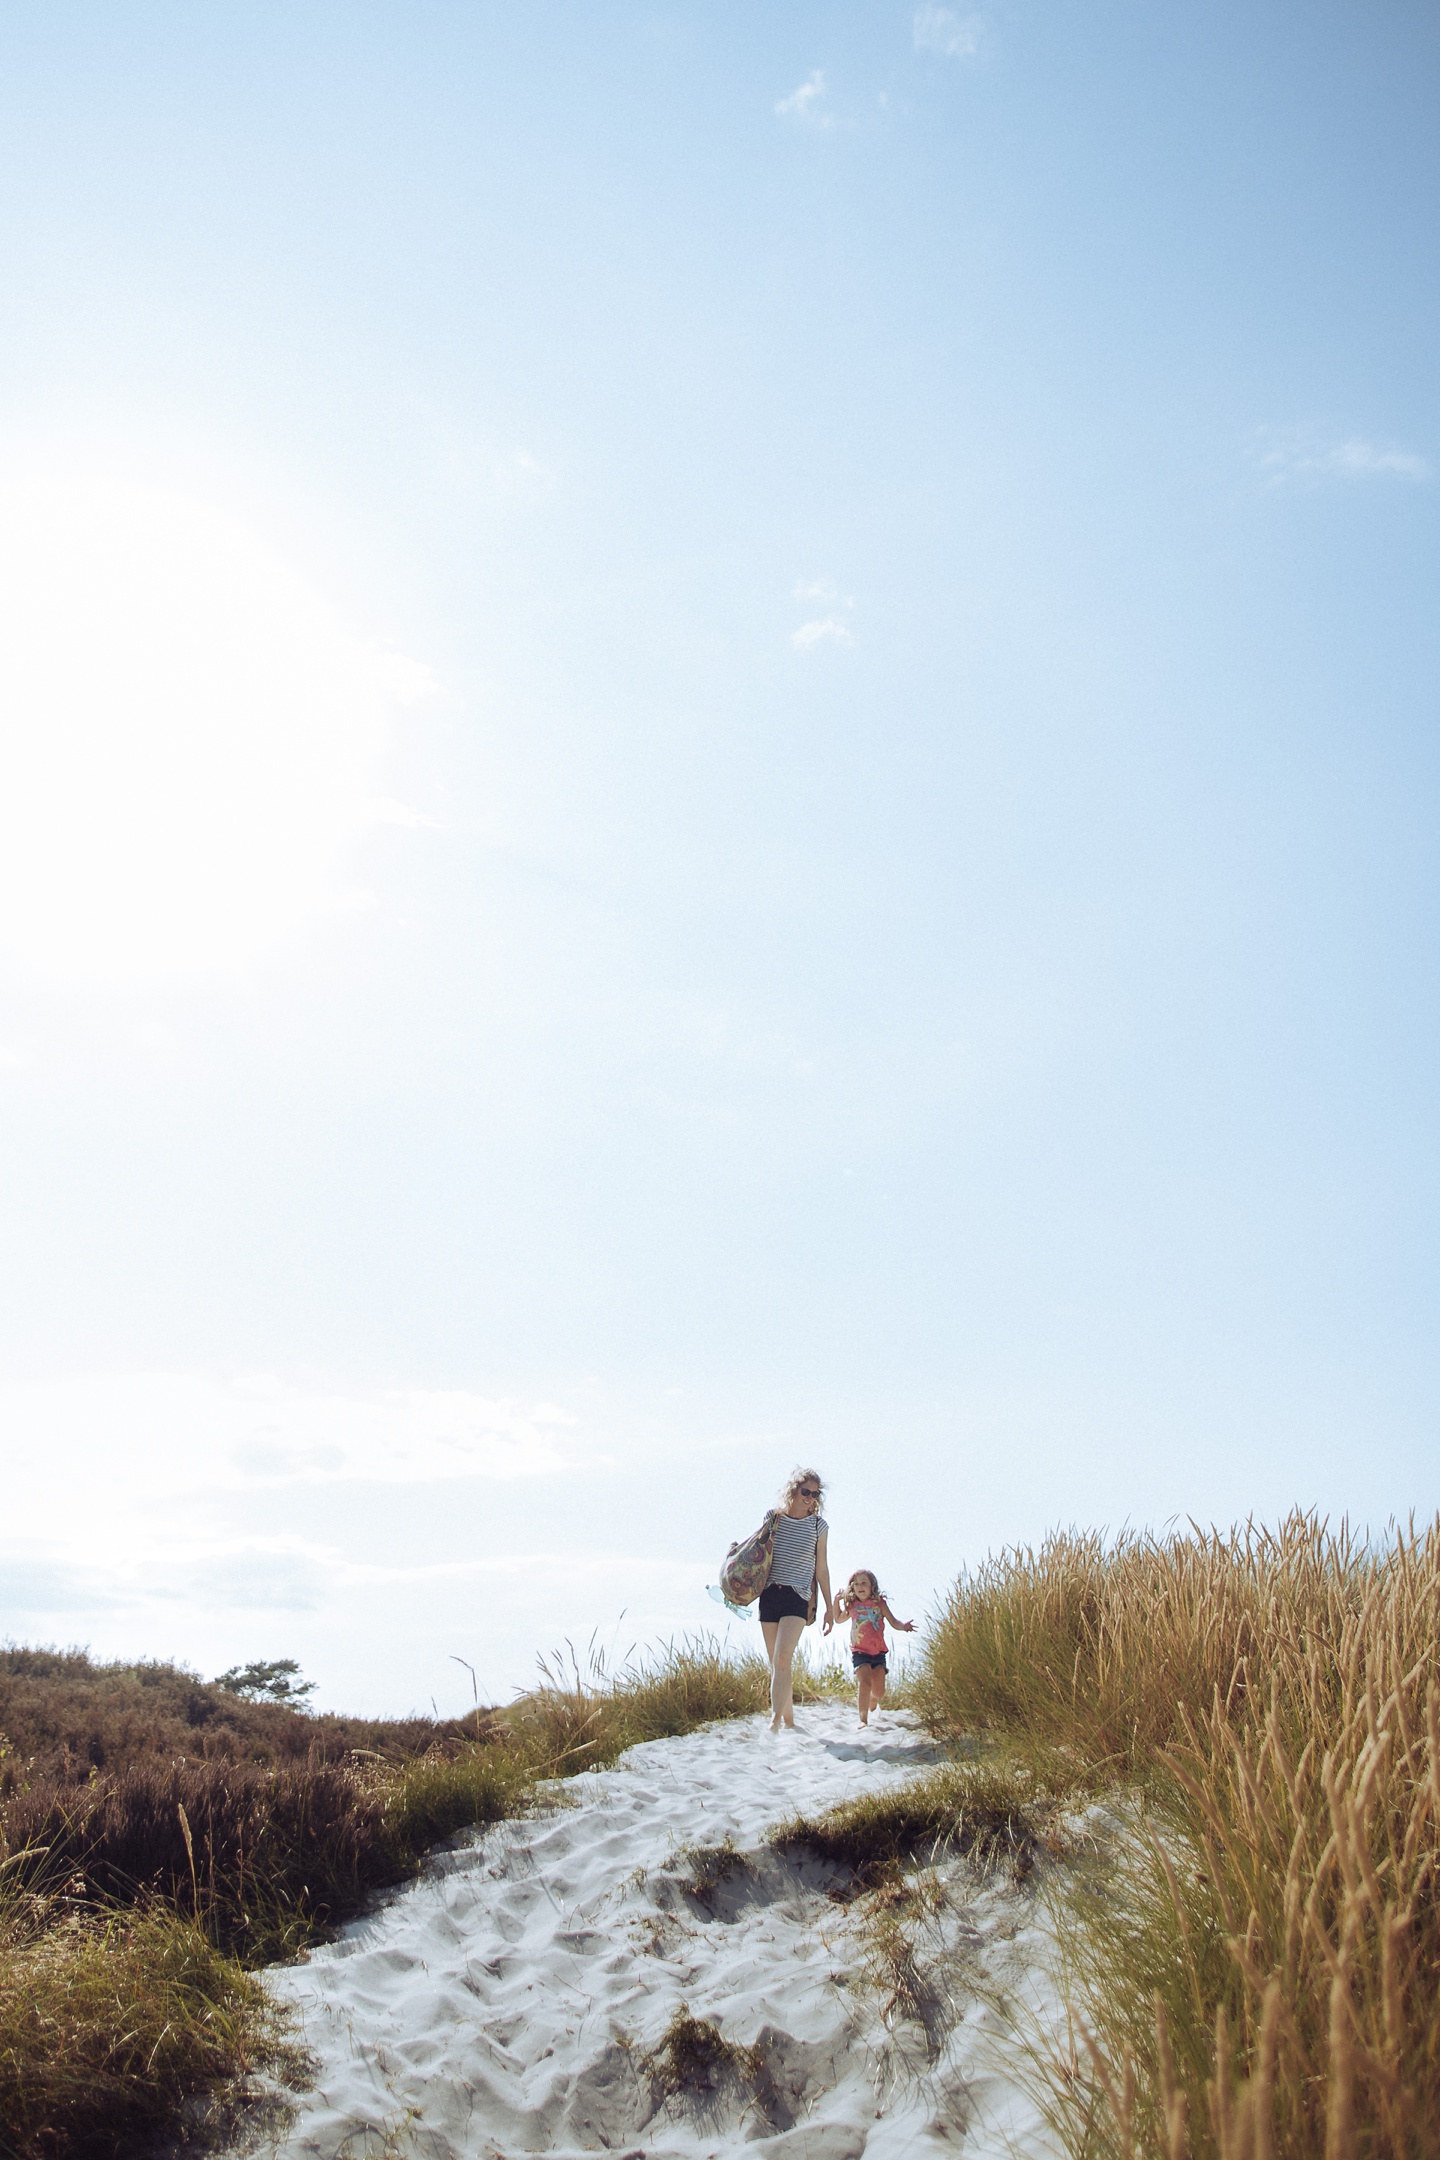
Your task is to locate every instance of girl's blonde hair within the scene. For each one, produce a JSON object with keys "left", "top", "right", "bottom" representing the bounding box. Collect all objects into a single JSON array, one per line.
[
  {"left": 780, "top": 1465, "right": 825, "bottom": 1506},
  {"left": 845, "top": 1567, "right": 882, "bottom": 1602}
]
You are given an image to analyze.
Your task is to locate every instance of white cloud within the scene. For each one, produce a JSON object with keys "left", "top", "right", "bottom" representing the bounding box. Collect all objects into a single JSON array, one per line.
[
  {"left": 509, "top": 447, "right": 559, "bottom": 496},
  {"left": 791, "top": 617, "right": 855, "bottom": 651},
  {"left": 776, "top": 69, "right": 832, "bottom": 126},
  {"left": 790, "top": 577, "right": 855, "bottom": 650},
  {"left": 0, "top": 1528, "right": 731, "bottom": 1711},
  {"left": 913, "top": 5, "right": 983, "bottom": 60},
  {"left": 1256, "top": 432, "right": 1431, "bottom": 487},
  {"left": 0, "top": 1369, "right": 584, "bottom": 1652},
  {"left": 0, "top": 453, "right": 438, "bottom": 985},
  {"left": 2, "top": 1370, "right": 576, "bottom": 1516},
  {"left": 0, "top": 1366, "right": 747, "bottom": 1707}
]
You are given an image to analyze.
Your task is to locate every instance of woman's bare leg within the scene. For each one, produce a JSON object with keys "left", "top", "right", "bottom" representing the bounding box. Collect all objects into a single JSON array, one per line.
[
  {"left": 760, "top": 1619, "right": 782, "bottom": 1726},
  {"left": 768, "top": 1615, "right": 806, "bottom": 1728}
]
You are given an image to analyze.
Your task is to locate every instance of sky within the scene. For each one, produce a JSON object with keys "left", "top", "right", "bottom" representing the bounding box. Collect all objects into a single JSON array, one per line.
[{"left": 1, "top": 1, "right": 1437, "bottom": 1714}]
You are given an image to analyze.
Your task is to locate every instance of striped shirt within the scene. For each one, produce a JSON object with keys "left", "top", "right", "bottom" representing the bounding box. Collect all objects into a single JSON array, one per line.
[{"left": 769, "top": 1511, "right": 826, "bottom": 1595}]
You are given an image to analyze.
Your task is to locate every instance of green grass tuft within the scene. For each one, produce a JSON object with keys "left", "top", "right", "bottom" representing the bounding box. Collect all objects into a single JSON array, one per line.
[
  {"left": 676, "top": 1834, "right": 743, "bottom": 1904},
  {"left": 773, "top": 1759, "right": 1048, "bottom": 1889},
  {"left": 0, "top": 1898, "right": 294, "bottom": 2160},
  {"left": 647, "top": 2007, "right": 754, "bottom": 2098}
]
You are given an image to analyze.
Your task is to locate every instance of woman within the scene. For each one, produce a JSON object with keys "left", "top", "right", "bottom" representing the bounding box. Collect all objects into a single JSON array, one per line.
[{"left": 758, "top": 1467, "right": 834, "bottom": 1731}]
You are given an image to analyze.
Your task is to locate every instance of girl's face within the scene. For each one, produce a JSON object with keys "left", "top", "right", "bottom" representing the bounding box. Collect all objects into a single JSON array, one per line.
[{"left": 851, "top": 1573, "right": 876, "bottom": 1600}]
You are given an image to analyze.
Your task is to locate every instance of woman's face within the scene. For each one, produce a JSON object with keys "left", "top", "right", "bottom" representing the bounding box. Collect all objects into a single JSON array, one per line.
[{"left": 789, "top": 1479, "right": 822, "bottom": 1516}]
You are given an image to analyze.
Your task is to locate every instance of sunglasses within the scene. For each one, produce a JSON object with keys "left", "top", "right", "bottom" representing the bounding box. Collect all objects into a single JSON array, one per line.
[{"left": 799, "top": 1486, "right": 821, "bottom": 1499}]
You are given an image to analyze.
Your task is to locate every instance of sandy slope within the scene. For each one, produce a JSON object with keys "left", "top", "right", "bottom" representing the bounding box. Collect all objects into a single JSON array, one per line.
[{"left": 244, "top": 1707, "right": 1063, "bottom": 2160}]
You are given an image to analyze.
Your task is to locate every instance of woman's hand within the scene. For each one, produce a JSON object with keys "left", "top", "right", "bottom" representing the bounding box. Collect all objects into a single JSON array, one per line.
[{"left": 822, "top": 1607, "right": 835, "bottom": 1635}]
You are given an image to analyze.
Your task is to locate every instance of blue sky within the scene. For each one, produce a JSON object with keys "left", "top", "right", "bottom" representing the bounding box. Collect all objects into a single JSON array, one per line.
[{"left": 1, "top": 2, "right": 1436, "bottom": 1711}]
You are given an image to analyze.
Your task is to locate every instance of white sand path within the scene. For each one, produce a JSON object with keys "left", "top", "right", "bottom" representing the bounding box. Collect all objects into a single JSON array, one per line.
[{"left": 242, "top": 1706, "right": 1064, "bottom": 2160}]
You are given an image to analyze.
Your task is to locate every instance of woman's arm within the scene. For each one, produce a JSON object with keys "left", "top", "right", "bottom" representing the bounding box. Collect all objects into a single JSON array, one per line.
[
  {"left": 816, "top": 1528, "right": 835, "bottom": 1633},
  {"left": 879, "top": 1599, "right": 915, "bottom": 1632}
]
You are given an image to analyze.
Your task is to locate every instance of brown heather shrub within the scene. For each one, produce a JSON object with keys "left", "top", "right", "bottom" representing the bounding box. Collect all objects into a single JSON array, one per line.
[
  {"left": 917, "top": 1514, "right": 1440, "bottom": 2160},
  {"left": 0, "top": 1645, "right": 492, "bottom": 1790},
  {"left": 0, "top": 1648, "right": 521, "bottom": 1971},
  {"left": 2, "top": 1750, "right": 525, "bottom": 1964}
]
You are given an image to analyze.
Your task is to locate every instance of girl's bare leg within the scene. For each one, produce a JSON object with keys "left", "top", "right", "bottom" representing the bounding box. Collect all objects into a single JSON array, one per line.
[
  {"left": 767, "top": 1615, "right": 806, "bottom": 1729},
  {"left": 872, "top": 1667, "right": 887, "bottom": 1710}
]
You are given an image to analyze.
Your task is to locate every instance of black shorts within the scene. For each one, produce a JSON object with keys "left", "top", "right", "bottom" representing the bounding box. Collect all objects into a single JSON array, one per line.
[
  {"left": 758, "top": 1583, "right": 810, "bottom": 1623},
  {"left": 852, "top": 1651, "right": 887, "bottom": 1670}
]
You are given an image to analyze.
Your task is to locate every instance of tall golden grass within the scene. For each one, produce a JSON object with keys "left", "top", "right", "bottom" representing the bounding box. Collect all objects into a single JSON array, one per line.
[{"left": 917, "top": 1514, "right": 1440, "bottom": 2160}]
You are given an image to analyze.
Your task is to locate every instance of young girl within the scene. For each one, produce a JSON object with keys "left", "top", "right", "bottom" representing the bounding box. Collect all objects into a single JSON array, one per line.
[{"left": 835, "top": 1569, "right": 914, "bottom": 1725}]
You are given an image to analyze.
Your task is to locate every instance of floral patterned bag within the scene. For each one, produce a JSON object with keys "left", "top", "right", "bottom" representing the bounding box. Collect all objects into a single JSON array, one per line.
[{"left": 718, "top": 1509, "right": 780, "bottom": 1607}]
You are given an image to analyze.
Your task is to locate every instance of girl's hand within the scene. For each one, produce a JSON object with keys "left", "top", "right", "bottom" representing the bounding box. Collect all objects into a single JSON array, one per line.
[{"left": 901, "top": 1620, "right": 915, "bottom": 1632}]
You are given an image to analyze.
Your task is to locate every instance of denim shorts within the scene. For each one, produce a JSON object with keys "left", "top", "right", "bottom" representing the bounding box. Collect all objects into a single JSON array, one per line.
[
  {"left": 851, "top": 1650, "right": 888, "bottom": 1670},
  {"left": 758, "top": 1583, "right": 810, "bottom": 1623}
]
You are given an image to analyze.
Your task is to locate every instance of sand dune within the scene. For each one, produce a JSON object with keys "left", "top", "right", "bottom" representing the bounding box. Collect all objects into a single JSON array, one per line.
[{"left": 243, "top": 1706, "right": 1063, "bottom": 2159}]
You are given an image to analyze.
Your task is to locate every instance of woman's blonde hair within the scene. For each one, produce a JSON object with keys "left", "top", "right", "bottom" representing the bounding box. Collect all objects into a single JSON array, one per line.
[{"left": 780, "top": 1465, "right": 825, "bottom": 1506}]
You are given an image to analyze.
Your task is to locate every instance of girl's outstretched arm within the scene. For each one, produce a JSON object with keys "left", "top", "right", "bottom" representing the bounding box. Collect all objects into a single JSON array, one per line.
[
  {"left": 816, "top": 1527, "right": 835, "bottom": 1633},
  {"left": 879, "top": 1599, "right": 915, "bottom": 1632}
]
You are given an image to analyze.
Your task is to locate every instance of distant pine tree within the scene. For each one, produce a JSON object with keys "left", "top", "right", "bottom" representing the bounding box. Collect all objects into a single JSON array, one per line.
[{"left": 212, "top": 1657, "right": 316, "bottom": 1705}]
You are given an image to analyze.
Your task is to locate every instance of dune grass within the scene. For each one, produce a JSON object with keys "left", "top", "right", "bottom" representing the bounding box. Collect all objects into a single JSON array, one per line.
[
  {"left": 504, "top": 1630, "right": 864, "bottom": 1775},
  {"left": 916, "top": 1513, "right": 1440, "bottom": 2160},
  {"left": 0, "top": 1631, "right": 791, "bottom": 2158},
  {"left": 0, "top": 1895, "right": 294, "bottom": 2160},
  {"left": 505, "top": 1634, "right": 771, "bottom": 1773}
]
